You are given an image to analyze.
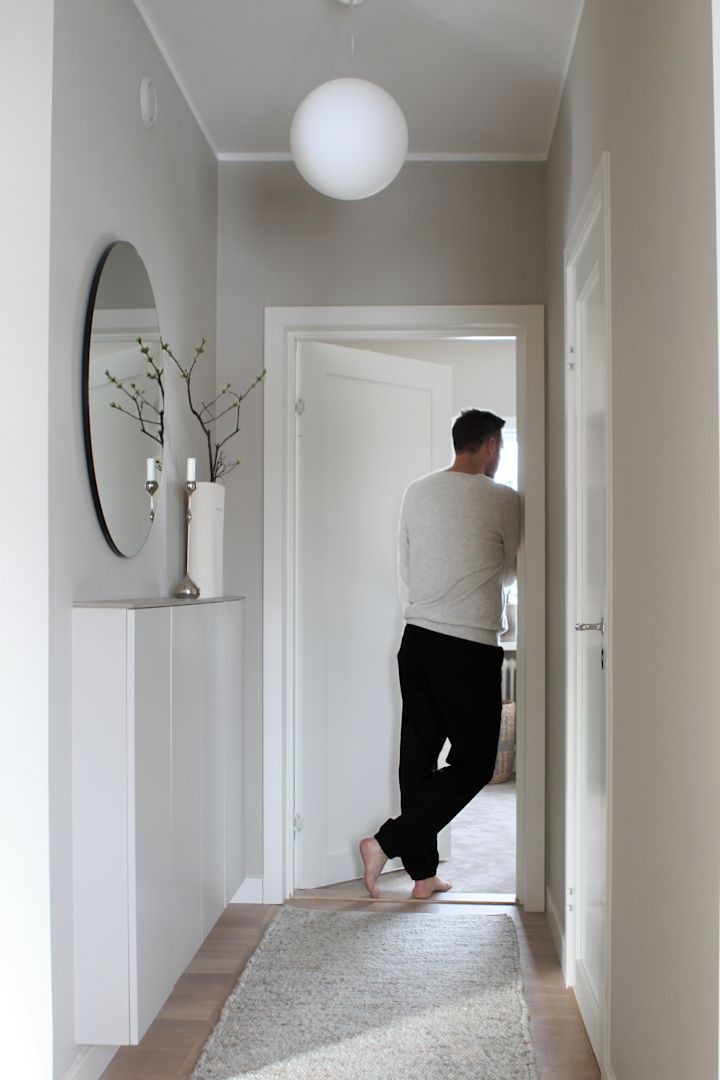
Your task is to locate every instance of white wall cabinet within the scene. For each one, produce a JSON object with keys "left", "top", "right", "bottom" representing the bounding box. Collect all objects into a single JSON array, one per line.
[{"left": 72, "top": 597, "right": 244, "bottom": 1046}]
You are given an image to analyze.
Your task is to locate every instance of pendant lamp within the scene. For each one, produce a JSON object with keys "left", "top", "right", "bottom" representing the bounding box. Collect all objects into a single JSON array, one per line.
[{"left": 290, "top": 0, "right": 409, "bottom": 200}]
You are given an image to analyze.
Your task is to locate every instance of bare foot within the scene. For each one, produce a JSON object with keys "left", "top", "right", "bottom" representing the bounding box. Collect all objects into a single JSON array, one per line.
[
  {"left": 412, "top": 875, "right": 452, "bottom": 900},
  {"left": 359, "top": 837, "right": 387, "bottom": 898}
]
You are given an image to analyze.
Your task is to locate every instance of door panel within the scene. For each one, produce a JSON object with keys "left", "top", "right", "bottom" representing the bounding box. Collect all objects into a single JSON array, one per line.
[
  {"left": 296, "top": 341, "right": 452, "bottom": 888},
  {"left": 577, "top": 258, "right": 607, "bottom": 1010},
  {"left": 171, "top": 605, "right": 204, "bottom": 962},
  {"left": 202, "top": 603, "right": 228, "bottom": 935},
  {"left": 567, "top": 180, "right": 609, "bottom": 1062},
  {"left": 221, "top": 600, "right": 245, "bottom": 901},
  {"left": 131, "top": 608, "right": 174, "bottom": 1041}
]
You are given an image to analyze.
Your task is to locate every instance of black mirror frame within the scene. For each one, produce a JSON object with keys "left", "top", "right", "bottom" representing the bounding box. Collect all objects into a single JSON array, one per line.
[
  {"left": 83, "top": 244, "right": 124, "bottom": 555},
  {"left": 82, "top": 242, "right": 161, "bottom": 558}
]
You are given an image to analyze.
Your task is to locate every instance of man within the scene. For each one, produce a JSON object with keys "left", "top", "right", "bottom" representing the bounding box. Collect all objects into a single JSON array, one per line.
[{"left": 359, "top": 409, "right": 521, "bottom": 899}]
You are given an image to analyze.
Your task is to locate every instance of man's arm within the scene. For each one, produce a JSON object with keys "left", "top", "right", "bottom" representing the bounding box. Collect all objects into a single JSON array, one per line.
[
  {"left": 397, "top": 502, "right": 410, "bottom": 606},
  {"left": 500, "top": 488, "right": 521, "bottom": 586}
]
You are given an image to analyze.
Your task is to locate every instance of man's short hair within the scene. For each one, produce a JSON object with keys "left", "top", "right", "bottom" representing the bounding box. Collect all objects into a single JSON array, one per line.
[{"left": 452, "top": 410, "right": 506, "bottom": 453}]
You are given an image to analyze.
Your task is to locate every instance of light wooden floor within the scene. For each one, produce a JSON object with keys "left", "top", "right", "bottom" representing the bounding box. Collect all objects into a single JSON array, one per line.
[{"left": 102, "top": 899, "right": 599, "bottom": 1080}]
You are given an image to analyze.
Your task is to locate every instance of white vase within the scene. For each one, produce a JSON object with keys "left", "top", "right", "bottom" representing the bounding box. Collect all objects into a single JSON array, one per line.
[{"left": 188, "top": 481, "right": 225, "bottom": 598}]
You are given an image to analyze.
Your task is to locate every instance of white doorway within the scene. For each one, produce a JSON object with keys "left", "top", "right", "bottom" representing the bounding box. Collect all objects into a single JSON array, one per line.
[
  {"left": 293, "top": 337, "right": 518, "bottom": 897},
  {"left": 263, "top": 305, "right": 545, "bottom": 909},
  {"left": 294, "top": 336, "right": 518, "bottom": 899},
  {"left": 564, "top": 153, "right": 614, "bottom": 1067}
]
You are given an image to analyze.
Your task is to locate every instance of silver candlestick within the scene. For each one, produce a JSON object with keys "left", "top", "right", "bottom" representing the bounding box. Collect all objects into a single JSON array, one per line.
[
  {"left": 175, "top": 480, "right": 200, "bottom": 599},
  {"left": 145, "top": 478, "right": 159, "bottom": 522}
]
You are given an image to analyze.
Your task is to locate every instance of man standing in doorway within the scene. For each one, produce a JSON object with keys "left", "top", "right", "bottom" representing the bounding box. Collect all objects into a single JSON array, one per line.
[{"left": 360, "top": 409, "right": 521, "bottom": 899}]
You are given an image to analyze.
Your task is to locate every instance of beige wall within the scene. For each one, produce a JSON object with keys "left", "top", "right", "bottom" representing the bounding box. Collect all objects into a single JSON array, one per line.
[
  {"left": 545, "top": 1, "right": 720, "bottom": 1075},
  {"left": 48, "top": 1, "right": 218, "bottom": 1074},
  {"left": 217, "top": 161, "right": 544, "bottom": 876}
]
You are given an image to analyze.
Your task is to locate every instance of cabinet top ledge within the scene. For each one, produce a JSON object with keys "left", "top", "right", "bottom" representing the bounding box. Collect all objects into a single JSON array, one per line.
[{"left": 74, "top": 596, "right": 244, "bottom": 610}]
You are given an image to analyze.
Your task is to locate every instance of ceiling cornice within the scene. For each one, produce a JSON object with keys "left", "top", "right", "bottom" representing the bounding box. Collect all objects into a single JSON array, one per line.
[{"left": 217, "top": 152, "right": 546, "bottom": 163}]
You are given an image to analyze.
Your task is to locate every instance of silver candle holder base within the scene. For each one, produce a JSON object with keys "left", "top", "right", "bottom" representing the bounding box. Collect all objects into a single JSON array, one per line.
[
  {"left": 145, "top": 478, "right": 159, "bottom": 522},
  {"left": 175, "top": 573, "right": 200, "bottom": 599},
  {"left": 175, "top": 480, "right": 200, "bottom": 599}
]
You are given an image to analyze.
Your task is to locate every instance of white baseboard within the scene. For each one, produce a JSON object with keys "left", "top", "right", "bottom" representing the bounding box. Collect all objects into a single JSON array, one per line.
[
  {"left": 230, "top": 876, "right": 264, "bottom": 903},
  {"left": 545, "top": 886, "right": 566, "bottom": 979},
  {"left": 602, "top": 1062, "right": 618, "bottom": 1080},
  {"left": 63, "top": 1045, "right": 117, "bottom": 1080}
]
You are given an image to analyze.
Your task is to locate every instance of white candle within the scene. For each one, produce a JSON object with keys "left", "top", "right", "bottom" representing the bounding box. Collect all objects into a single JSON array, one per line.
[
  {"left": 146, "top": 457, "right": 156, "bottom": 483},
  {"left": 186, "top": 457, "right": 196, "bottom": 482}
]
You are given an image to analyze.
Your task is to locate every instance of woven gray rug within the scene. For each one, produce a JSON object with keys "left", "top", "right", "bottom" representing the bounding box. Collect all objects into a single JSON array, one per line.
[{"left": 192, "top": 907, "right": 538, "bottom": 1079}]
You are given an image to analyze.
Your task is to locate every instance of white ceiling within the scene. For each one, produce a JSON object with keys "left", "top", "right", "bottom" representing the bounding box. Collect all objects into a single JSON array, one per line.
[{"left": 134, "top": 0, "right": 585, "bottom": 160}]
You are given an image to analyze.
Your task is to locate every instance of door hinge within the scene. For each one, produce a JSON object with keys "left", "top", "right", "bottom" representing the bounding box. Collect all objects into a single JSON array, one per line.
[
  {"left": 566, "top": 886, "right": 575, "bottom": 911},
  {"left": 566, "top": 345, "right": 576, "bottom": 372},
  {"left": 295, "top": 398, "right": 305, "bottom": 416},
  {"left": 293, "top": 813, "right": 304, "bottom": 833}
]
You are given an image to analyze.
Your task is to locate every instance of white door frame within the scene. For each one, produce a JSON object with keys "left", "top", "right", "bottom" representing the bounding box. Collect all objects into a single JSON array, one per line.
[
  {"left": 564, "top": 153, "right": 614, "bottom": 1071},
  {"left": 263, "top": 305, "right": 546, "bottom": 908}
]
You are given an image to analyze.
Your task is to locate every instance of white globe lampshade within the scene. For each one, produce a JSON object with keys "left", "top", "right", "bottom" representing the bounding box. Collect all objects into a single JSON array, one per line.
[{"left": 290, "top": 77, "right": 408, "bottom": 200}]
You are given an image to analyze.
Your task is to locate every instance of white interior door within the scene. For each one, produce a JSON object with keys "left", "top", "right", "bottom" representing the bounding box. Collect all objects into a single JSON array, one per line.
[
  {"left": 295, "top": 340, "right": 452, "bottom": 889},
  {"left": 566, "top": 158, "right": 610, "bottom": 1062}
]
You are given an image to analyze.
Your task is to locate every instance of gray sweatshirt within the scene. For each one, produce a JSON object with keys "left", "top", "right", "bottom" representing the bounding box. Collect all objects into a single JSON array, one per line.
[{"left": 398, "top": 470, "right": 521, "bottom": 646}]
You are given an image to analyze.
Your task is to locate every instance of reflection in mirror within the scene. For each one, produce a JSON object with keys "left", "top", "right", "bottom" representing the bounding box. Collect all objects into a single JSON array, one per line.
[{"left": 83, "top": 242, "right": 163, "bottom": 557}]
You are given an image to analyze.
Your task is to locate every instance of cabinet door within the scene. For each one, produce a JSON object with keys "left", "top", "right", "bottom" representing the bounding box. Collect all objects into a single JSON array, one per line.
[
  {"left": 130, "top": 608, "right": 174, "bottom": 1041},
  {"left": 171, "top": 605, "right": 205, "bottom": 966},
  {"left": 73, "top": 609, "right": 132, "bottom": 1046},
  {"left": 202, "top": 604, "right": 229, "bottom": 934},
  {"left": 221, "top": 601, "right": 245, "bottom": 900}
]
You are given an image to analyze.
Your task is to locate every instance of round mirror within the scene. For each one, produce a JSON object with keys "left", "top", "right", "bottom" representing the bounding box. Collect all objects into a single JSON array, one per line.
[{"left": 82, "top": 242, "right": 163, "bottom": 557}]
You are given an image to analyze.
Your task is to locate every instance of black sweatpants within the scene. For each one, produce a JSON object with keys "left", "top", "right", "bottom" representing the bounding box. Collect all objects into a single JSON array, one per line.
[{"left": 375, "top": 624, "right": 504, "bottom": 882}]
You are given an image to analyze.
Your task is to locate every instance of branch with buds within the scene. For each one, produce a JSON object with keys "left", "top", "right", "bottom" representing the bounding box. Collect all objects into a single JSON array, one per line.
[
  {"left": 107, "top": 338, "right": 165, "bottom": 448},
  {"left": 160, "top": 337, "right": 266, "bottom": 483}
]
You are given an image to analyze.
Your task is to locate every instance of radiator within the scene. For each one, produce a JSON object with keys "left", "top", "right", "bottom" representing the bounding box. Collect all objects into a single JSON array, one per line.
[{"left": 502, "top": 654, "right": 517, "bottom": 703}]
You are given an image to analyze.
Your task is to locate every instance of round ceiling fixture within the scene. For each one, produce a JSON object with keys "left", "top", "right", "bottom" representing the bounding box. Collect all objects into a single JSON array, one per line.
[{"left": 290, "top": 77, "right": 408, "bottom": 201}]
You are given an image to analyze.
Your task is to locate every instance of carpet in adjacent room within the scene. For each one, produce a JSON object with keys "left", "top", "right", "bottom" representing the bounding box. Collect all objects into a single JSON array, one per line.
[{"left": 295, "top": 778, "right": 516, "bottom": 902}]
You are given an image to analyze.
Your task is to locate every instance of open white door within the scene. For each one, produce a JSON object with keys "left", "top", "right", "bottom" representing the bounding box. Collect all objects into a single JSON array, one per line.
[
  {"left": 295, "top": 341, "right": 452, "bottom": 889},
  {"left": 565, "top": 154, "right": 612, "bottom": 1064}
]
